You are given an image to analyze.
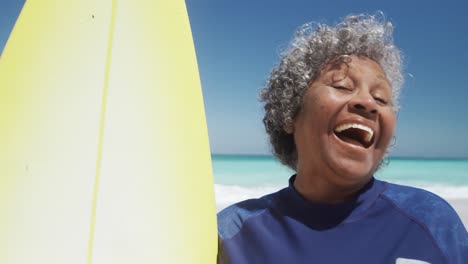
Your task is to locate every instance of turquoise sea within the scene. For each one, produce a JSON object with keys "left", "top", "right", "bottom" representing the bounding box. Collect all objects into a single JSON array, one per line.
[{"left": 212, "top": 154, "right": 468, "bottom": 211}]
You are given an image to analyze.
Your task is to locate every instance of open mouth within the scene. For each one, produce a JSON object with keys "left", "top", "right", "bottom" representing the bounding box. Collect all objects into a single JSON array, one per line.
[{"left": 334, "top": 123, "right": 374, "bottom": 148}]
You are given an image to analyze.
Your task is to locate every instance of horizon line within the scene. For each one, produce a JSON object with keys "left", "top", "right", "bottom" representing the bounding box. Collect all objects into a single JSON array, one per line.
[{"left": 210, "top": 153, "right": 468, "bottom": 160}]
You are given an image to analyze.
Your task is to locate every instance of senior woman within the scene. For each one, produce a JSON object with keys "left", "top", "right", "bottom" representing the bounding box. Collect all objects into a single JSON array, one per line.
[{"left": 217, "top": 13, "right": 468, "bottom": 264}]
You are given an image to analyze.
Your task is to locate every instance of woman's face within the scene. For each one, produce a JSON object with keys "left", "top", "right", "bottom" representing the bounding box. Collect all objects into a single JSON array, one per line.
[{"left": 293, "top": 55, "right": 396, "bottom": 187}]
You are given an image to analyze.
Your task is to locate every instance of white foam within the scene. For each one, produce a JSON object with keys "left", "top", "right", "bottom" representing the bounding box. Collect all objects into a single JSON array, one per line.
[
  {"left": 409, "top": 184, "right": 468, "bottom": 200},
  {"left": 215, "top": 183, "right": 468, "bottom": 212},
  {"left": 215, "top": 184, "right": 281, "bottom": 212}
]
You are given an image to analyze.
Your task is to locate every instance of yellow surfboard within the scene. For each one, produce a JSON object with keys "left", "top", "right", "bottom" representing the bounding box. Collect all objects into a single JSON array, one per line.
[{"left": 0, "top": 0, "right": 217, "bottom": 263}]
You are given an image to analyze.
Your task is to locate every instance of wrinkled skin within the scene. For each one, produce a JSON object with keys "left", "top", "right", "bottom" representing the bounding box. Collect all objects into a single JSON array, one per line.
[{"left": 292, "top": 55, "right": 396, "bottom": 204}]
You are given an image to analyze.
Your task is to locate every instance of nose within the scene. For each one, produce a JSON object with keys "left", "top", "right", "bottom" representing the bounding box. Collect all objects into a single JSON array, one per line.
[{"left": 349, "top": 90, "right": 377, "bottom": 116}]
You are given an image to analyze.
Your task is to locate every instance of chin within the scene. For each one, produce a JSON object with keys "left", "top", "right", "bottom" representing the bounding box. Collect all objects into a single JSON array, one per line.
[
  {"left": 326, "top": 152, "right": 378, "bottom": 187},
  {"left": 324, "top": 132, "right": 386, "bottom": 185}
]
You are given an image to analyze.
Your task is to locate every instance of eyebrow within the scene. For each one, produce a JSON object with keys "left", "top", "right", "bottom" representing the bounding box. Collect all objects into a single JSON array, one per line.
[
  {"left": 374, "top": 75, "right": 391, "bottom": 87},
  {"left": 322, "top": 64, "right": 391, "bottom": 87},
  {"left": 375, "top": 74, "right": 389, "bottom": 82}
]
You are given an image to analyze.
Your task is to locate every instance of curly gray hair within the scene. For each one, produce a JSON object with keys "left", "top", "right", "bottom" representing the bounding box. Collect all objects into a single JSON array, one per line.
[{"left": 260, "top": 13, "right": 403, "bottom": 170}]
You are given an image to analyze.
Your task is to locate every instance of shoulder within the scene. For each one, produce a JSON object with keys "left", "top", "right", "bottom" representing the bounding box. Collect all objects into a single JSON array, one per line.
[
  {"left": 381, "top": 182, "right": 468, "bottom": 263},
  {"left": 217, "top": 190, "right": 279, "bottom": 241},
  {"left": 381, "top": 182, "right": 462, "bottom": 224}
]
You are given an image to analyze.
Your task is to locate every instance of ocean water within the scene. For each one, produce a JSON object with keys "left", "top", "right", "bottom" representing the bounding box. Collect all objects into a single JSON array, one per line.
[{"left": 212, "top": 154, "right": 468, "bottom": 211}]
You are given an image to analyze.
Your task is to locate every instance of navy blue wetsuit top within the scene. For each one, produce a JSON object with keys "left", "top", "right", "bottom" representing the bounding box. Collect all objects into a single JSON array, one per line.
[{"left": 217, "top": 176, "right": 468, "bottom": 264}]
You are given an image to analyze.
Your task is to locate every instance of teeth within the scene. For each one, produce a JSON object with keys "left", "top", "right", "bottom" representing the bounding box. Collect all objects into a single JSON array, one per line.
[{"left": 334, "top": 123, "right": 374, "bottom": 143}]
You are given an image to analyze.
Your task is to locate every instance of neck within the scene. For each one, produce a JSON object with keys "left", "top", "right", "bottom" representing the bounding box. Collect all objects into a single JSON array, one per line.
[{"left": 293, "top": 170, "right": 371, "bottom": 204}]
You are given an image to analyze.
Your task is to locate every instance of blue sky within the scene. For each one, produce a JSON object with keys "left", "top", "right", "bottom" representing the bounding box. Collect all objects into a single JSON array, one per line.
[{"left": 1, "top": 0, "right": 468, "bottom": 158}]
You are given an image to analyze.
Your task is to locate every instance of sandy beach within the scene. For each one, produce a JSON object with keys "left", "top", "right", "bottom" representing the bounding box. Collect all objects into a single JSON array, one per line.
[{"left": 448, "top": 199, "right": 468, "bottom": 228}]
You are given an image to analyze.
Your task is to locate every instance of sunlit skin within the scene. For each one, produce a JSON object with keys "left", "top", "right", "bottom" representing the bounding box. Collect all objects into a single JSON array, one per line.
[{"left": 292, "top": 55, "right": 396, "bottom": 204}]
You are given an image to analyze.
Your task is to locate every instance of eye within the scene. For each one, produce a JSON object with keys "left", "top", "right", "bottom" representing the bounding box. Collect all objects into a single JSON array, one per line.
[
  {"left": 374, "top": 96, "right": 388, "bottom": 105},
  {"left": 333, "top": 86, "right": 352, "bottom": 91}
]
